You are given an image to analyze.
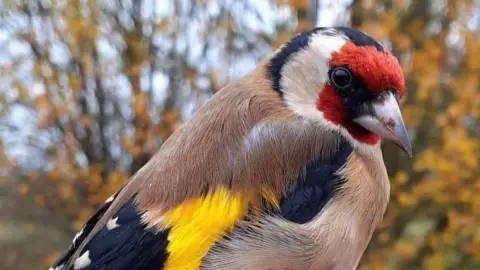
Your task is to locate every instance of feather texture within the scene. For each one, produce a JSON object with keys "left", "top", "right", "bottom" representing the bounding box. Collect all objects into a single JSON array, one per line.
[
  {"left": 52, "top": 198, "right": 170, "bottom": 270},
  {"left": 161, "top": 186, "right": 252, "bottom": 269},
  {"left": 279, "top": 138, "right": 352, "bottom": 223},
  {"left": 50, "top": 27, "right": 395, "bottom": 270}
]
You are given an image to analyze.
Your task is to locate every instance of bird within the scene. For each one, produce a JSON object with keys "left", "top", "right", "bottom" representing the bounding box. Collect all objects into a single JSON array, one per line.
[{"left": 50, "top": 26, "right": 412, "bottom": 270}]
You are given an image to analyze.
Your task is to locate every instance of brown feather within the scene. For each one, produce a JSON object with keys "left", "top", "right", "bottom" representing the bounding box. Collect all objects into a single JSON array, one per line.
[
  {"left": 65, "top": 58, "right": 341, "bottom": 267},
  {"left": 135, "top": 61, "right": 343, "bottom": 216},
  {"left": 136, "top": 61, "right": 293, "bottom": 211}
]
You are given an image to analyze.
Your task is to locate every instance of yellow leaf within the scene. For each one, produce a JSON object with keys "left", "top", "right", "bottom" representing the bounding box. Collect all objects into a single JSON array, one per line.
[
  {"left": 394, "top": 240, "right": 416, "bottom": 258},
  {"left": 133, "top": 92, "right": 147, "bottom": 116},
  {"left": 423, "top": 254, "right": 444, "bottom": 270},
  {"left": 395, "top": 170, "right": 409, "bottom": 185},
  {"left": 397, "top": 192, "right": 416, "bottom": 207},
  {"left": 17, "top": 183, "right": 29, "bottom": 195}
]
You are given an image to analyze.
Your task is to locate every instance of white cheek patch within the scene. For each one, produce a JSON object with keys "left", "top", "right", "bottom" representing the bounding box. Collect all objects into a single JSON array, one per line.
[{"left": 280, "top": 32, "right": 346, "bottom": 122}]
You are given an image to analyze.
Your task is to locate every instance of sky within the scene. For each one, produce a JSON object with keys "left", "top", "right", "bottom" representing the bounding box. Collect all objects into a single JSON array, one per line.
[
  {"left": 0, "top": 0, "right": 354, "bottom": 168},
  {"left": 2, "top": 0, "right": 479, "bottom": 169}
]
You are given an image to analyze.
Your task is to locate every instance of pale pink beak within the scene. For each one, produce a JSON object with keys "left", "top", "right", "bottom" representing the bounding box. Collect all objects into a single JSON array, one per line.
[{"left": 353, "top": 92, "right": 412, "bottom": 157}]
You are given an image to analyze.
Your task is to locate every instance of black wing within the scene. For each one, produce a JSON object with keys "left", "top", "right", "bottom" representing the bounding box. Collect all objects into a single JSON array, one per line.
[
  {"left": 50, "top": 196, "right": 170, "bottom": 270},
  {"left": 278, "top": 139, "right": 353, "bottom": 223},
  {"left": 51, "top": 139, "right": 353, "bottom": 270},
  {"left": 51, "top": 193, "right": 116, "bottom": 270}
]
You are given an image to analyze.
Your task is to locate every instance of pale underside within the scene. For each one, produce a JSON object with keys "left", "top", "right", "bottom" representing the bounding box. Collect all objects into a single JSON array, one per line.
[{"left": 202, "top": 147, "right": 390, "bottom": 270}]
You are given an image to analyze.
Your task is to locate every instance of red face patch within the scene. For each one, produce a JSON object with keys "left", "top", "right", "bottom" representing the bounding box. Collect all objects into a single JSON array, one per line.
[
  {"left": 316, "top": 85, "right": 380, "bottom": 145},
  {"left": 329, "top": 41, "right": 405, "bottom": 96},
  {"left": 315, "top": 42, "right": 404, "bottom": 145}
]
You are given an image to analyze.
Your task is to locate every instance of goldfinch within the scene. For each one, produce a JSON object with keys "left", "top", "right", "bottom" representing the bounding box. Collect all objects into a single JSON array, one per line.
[{"left": 50, "top": 26, "right": 412, "bottom": 270}]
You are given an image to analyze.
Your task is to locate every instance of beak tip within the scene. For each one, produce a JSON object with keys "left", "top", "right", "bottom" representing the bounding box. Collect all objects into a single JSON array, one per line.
[
  {"left": 395, "top": 134, "right": 413, "bottom": 158},
  {"left": 406, "top": 148, "right": 413, "bottom": 158},
  {"left": 397, "top": 140, "right": 413, "bottom": 158}
]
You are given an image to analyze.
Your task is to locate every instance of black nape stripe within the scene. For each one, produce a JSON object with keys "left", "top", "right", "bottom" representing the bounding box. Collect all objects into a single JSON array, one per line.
[
  {"left": 266, "top": 27, "right": 385, "bottom": 97},
  {"left": 266, "top": 28, "right": 319, "bottom": 96},
  {"left": 334, "top": 27, "right": 385, "bottom": 52},
  {"left": 278, "top": 138, "right": 353, "bottom": 224}
]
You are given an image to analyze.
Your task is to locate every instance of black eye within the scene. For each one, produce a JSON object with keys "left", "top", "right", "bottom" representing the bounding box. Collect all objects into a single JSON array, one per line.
[{"left": 331, "top": 67, "right": 352, "bottom": 89}]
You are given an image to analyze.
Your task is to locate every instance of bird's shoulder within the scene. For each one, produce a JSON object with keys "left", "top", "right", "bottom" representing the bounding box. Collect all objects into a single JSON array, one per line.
[
  {"left": 50, "top": 137, "right": 354, "bottom": 270},
  {"left": 278, "top": 138, "right": 353, "bottom": 223}
]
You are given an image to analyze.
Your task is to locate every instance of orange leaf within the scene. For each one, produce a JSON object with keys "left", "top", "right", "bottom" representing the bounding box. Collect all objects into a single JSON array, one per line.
[
  {"left": 35, "top": 195, "right": 45, "bottom": 206},
  {"left": 79, "top": 114, "right": 92, "bottom": 127},
  {"left": 48, "top": 169, "right": 61, "bottom": 181},
  {"left": 34, "top": 94, "right": 49, "bottom": 110},
  {"left": 58, "top": 183, "right": 73, "bottom": 200},
  {"left": 28, "top": 170, "right": 40, "bottom": 181},
  {"left": 44, "top": 252, "right": 61, "bottom": 267},
  {"left": 131, "top": 145, "right": 143, "bottom": 157},
  {"left": 288, "top": 0, "right": 308, "bottom": 10}
]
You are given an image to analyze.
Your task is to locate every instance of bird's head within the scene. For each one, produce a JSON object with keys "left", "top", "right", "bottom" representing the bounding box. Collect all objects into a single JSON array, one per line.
[{"left": 267, "top": 27, "right": 412, "bottom": 156}]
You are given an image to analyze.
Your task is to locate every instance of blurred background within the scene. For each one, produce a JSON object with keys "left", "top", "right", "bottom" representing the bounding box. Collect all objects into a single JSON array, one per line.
[{"left": 0, "top": 0, "right": 479, "bottom": 269}]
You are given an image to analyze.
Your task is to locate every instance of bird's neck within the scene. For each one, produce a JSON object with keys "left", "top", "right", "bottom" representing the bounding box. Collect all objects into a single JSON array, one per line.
[{"left": 307, "top": 146, "right": 390, "bottom": 270}]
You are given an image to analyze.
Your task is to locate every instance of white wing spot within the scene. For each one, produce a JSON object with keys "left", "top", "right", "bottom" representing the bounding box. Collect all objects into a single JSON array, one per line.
[
  {"left": 107, "top": 216, "right": 120, "bottom": 230},
  {"left": 74, "top": 251, "right": 91, "bottom": 269},
  {"left": 49, "top": 264, "right": 64, "bottom": 270},
  {"left": 72, "top": 228, "right": 84, "bottom": 244},
  {"left": 105, "top": 194, "right": 115, "bottom": 203}
]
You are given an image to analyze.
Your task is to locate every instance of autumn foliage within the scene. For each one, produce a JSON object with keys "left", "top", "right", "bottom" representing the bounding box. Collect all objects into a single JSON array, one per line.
[{"left": 0, "top": 0, "right": 479, "bottom": 269}]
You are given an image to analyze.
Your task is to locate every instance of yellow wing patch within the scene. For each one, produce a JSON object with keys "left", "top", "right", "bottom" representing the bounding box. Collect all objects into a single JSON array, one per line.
[
  {"left": 161, "top": 186, "right": 254, "bottom": 270},
  {"left": 261, "top": 186, "right": 281, "bottom": 210}
]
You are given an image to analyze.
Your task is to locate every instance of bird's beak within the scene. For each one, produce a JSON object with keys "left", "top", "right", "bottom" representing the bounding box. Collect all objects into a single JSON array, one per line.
[{"left": 353, "top": 92, "right": 412, "bottom": 157}]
